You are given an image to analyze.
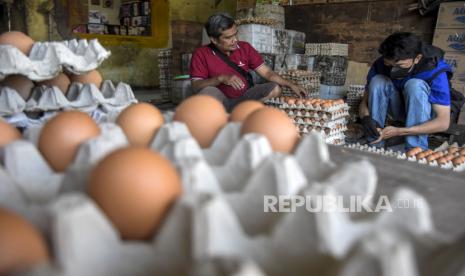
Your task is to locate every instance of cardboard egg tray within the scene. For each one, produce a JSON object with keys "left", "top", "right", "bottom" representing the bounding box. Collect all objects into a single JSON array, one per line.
[
  {"left": 235, "top": 17, "right": 280, "bottom": 27},
  {"left": 293, "top": 116, "right": 347, "bottom": 129},
  {"left": 158, "top": 49, "right": 173, "bottom": 90},
  {"left": 0, "top": 79, "right": 136, "bottom": 114},
  {"left": 286, "top": 109, "right": 349, "bottom": 120},
  {"left": 278, "top": 70, "right": 321, "bottom": 97},
  {"left": 0, "top": 117, "right": 443, "bottom": 275},
  {"left": 346, "top": 85, "right": 365, "bottom": 120},
  {"left": 345, "top": 143, "right": 465, "bottom": 172},
  {"left": 305, "top": 43, "right": 349, "bottom": 57},
  {"left": 314, "top": 56, "right": 348, "bottom": 86},
  {"left": 0, "top": 39, "right": 111, "bottom": 81},
  {"left": 297, "top": 123, "right": 347, "bottom": 136}
]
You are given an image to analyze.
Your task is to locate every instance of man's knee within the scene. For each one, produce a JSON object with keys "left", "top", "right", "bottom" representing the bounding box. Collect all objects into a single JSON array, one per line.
[
  {"left": 268, "top": 85, "right": 282, "bottom": 98},
  {"left": 368, "top": 74, "right": 391, "bottom": 95},
  {"left": 403, "top": 78, "right": 430, "bottom": 102},
  {"left": 198, "top": 86, "right": 227, "bottom": 102}
]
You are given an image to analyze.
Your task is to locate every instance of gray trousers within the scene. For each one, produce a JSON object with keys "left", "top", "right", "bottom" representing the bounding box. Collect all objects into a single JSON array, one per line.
[{"left": 198, "top": 82, "right": 278, "bottom": 112}]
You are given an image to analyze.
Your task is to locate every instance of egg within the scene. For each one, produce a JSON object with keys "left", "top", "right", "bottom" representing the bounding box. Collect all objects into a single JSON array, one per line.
[
  {"left": 1, "top": 74, "right": 34, "bottom": 100},
  {"left": 241, "top": 107, "right": 299, "bottom": 153},
  {"left": 0, "top": 31, "right": 34, "bottom": 55},
  {"left": 0, "top": 208, "right": 49, "bottom": 274},
  {"left": 37, "top": 73, "right": 71, "bottom": 94},
  {"left": 116, "top": 103, "right": 164, "bottom": 147},
  {"left": 460, "top": 148, "right": 465, "bottom": 156},
  {"left": 87, "top": 147, "right": 182, "bottom": 240},
  {"left": 448, "top": 147, "right": 459, "bottom": 154},
  {"left": 406, "top": 147, "right": 422, "bottom": 157},
  {"left": 0, "top": 119, "right": 21, "bottom": 148},
  {"left": 230, "top": 100, "right": 264, "bottom": 122},
  {"left": 173, "top": 95, "right": 228, "bottom": 148},
  {"left": 69, "top": 70, "right": 103, "bottom": 88},
  {"left": 38, "top": 111, "right": 101, "bottom": 172}
]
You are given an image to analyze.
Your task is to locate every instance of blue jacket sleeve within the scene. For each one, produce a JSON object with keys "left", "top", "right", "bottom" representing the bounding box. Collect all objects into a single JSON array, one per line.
[{"left": 429, "top": 72, "right": 451, "bottom": 106}]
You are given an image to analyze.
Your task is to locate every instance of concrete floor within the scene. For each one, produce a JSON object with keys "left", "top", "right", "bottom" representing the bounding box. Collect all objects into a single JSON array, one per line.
[{"left": 133, "top": 88, "right": 177, "bottom": 111}]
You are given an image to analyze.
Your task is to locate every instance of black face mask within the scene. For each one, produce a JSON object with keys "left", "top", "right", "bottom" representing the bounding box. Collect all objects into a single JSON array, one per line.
[{"left": 390, "top": 63, "right": 415, "bottom": 79}]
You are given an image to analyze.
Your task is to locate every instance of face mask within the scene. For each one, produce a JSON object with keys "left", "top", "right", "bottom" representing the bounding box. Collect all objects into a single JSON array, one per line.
[{"left": 390, "top": 63, "right": 415, "bottom": 79}]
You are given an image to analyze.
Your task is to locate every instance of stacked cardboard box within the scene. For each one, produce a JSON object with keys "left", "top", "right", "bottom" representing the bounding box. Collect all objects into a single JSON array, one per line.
[{"left": 433, "top": 2, "right": 465, "bottom": 96}]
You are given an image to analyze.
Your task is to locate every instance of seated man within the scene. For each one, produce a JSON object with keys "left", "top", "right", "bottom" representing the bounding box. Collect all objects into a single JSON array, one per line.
[
  {"left": 190, "top": 12, "right": 307, "bottom": 112},
  {"left": 359, "top": 32, "right": 452, "bottom": 150}
]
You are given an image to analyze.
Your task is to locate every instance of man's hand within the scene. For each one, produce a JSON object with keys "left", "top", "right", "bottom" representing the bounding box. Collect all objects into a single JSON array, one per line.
[
  {"left": 361, "top": 116, "right": 381, "bottom": 139},
  {"left": 290, "top": 84, "right": 308, "bottom": 98},
  {"left": 218, "top": 74, "right": 245, "bottom": 90},
  {"left": 370, "top": 126, "right": 402, "bottom": 144}
]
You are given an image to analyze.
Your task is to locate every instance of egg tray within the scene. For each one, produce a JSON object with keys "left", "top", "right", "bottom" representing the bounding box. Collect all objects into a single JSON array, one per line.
[
  {"left": 297, "top": 123, "right": 348, "bottom": 137},
  {"left": 345, "top": 143, "right": 465, "bottom": 172},
  {"left": 305, "top": 43, "right": 349, "bottom": 57},
  {"left": 293, "top": 116, "right": 347, "bottom": 129},
  {"left": 279, "top": 102, "right": 349, "bottom": 113},
  {"left": 287, "top": 109, "right": 349, "bottom": 120},
  {"left": 0, "top": 39, "right": 111, "bottom": 81},
  {"left": 235, "top": 17, "right": 280, "bottom": 27},
  {"left": 0, "top": 80, "right": 137, "bottom": 116},
  {"left": 0, "top": 117, "right": 443, "bottom": 276}
]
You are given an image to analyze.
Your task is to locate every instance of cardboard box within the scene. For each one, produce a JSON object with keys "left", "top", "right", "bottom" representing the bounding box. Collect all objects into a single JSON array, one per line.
[
  {"left": 436, "top": 2, "right": 465, "bottom": 29},
  {"left": 433, "top": 29, "right": 465, "bottom": 53},
  {"left": 444, "top": 52, "right": 465, "bottom": 82}
]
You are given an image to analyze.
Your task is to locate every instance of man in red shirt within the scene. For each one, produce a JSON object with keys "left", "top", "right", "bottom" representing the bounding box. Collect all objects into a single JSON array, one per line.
[{"left": 190, "top": 12, "right": 307, "bottom": 111}]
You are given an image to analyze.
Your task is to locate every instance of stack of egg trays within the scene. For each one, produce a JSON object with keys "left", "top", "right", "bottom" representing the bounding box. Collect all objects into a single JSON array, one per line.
[
  {"left": 268, "top": 97, "right": 349, "bottom": 145},
  {"left": 278, "top": 70, "right": 321, "bottom": 98},
  {"left": 0, "top": 39, "right": 111, "bottom": 81},
  {"left": 0, "top": 80, "right": 137, "bottom": 127},
  {"left": 345, "top": 142, "right": 465, "bottom": 172},
  {"left": 313, "top": 56, "right": 348, "bottom": 86},
  {"left": 346, "top": 84, "right": 365, "bottom": 121},
  {"left": 305, "top": 43, "right": 349, "bottom": 57},
  {"left": 158, "top": 48, "right": 172, "bottom": 94},
  {"left": 0, "top": 118, "right": 442, "bottom": 275}
]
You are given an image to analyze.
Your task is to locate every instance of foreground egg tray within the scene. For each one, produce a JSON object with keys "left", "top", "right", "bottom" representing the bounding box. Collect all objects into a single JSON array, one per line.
[
  {"left": 0, "top": 39, "right": 111, "bottom": 81},
  {"left": 345, "top": 143, "right": 465, "bottom": 172},
  {"left": 0, "top": 117, "right": 446, "bottom": 276}
]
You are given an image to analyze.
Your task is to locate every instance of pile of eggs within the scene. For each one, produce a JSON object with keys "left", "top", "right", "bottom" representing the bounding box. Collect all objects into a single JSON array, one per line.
[
  {"left": 345, "top": 143, "right": 465, "bottom": 172},
  {"left": 266, "top": 96, "right": 349, "bottom": 145},
  {"left": 406, "top": 146, "right": 465, "bottom": 167},
  {"left": 0, "top": 94, "right": 303, "bottom": 274}
]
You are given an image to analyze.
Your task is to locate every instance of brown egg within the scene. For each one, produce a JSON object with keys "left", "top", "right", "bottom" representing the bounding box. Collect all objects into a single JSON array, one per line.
[
  {"left": 0, "top": 31, "right": 34, "bottom": 55},
  {"left": 230, "top": 101, "right": 264, "bottom": 122},
  {"left": 0, "top": 208, "right": 49, "bottom": 274},
  {"left": 37, "top": 73, "right": 71, "bottom": 94},
  {"left": 116, "top": 103, "right": 164, "bottom": 147},
  {"left": 69, "top": 70, "right": 103, "bottom": 89},
  {"left": 173, "top": 95, "right": 228, "bottom": 148},
  {"left": 448, "top": 147, "right": 459, "bottom": 154},
  {"left": 241, "top": 107, "right": 299, "bottom": 153},
  {"left": 460, "top": 148, "right": 465, "bottom": 156},
  {"left": 452, "top": 156, "right": 465, "bottom": 166},
  {"left": 406, "top": 147, "right": 422, "bottom": 157},
  {"left": 0, "top": 119, "right": 21, "bottom": 148},
  {"left": 1, "top": 75, "right": 34, "bottom": 100},
  {"left": 437, "top": 157, "right": 447, "bottom": 165},
  {"left": 38, "top": 111, "right": 101, "bottom": 172},
  {"left": 87, "top": 147, "right": 182, "bottom": 240},
  {"left": 287, "top": 98, "right": 296, "bottom": 105}
]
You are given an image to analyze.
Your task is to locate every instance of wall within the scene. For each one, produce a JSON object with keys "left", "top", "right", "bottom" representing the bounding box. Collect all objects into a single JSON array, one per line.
[{"left": 285, "top": 0, "right": 438, "bottom": 64}]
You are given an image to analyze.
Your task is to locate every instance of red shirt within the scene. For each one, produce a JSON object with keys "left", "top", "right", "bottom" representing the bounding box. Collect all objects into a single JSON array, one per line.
[{"left": 190, "top": 41, "right": 265, "bottom": 98}]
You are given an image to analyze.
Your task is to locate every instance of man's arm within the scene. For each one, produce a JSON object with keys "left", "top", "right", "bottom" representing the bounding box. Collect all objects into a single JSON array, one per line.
[
  {"left": 255, "top": 65, "right": 307, "bottom": 97},
  {"left": 191, "top": 75, "right": 245, "bottom": 92},
  {"left": 401, "top": 104, "right": 450, "bottom": 135},
  {"left": 372, "top": 104, "right": 450, "bottom": 143}
]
